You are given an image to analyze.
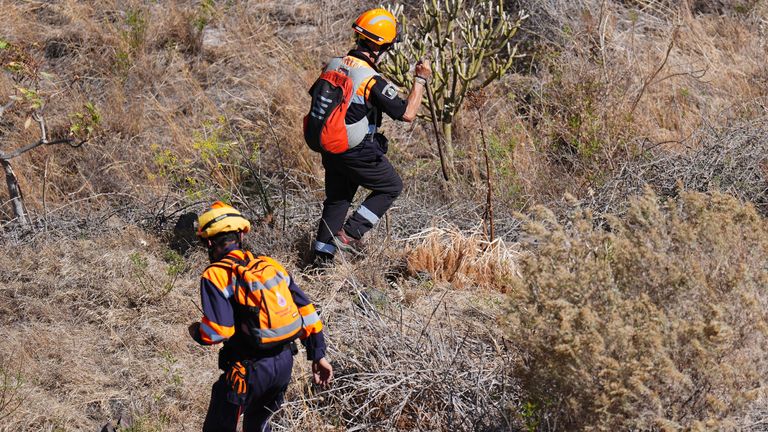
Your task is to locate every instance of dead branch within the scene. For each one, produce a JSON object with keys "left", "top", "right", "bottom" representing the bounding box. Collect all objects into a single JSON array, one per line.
[
  {"left": 0, "top": 111, "right": 87, "bottom": 228},
  {"left": 629, "top": 26, "right": 679, "bottom": 115}
]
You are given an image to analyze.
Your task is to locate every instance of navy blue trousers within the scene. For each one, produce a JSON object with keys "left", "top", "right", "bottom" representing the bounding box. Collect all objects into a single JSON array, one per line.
[
  {"left": 314, "top": 134, "right": 403, "bottom": 255},
  {"left": 202, "top": 348, "right": 294, "bottom": 432}
]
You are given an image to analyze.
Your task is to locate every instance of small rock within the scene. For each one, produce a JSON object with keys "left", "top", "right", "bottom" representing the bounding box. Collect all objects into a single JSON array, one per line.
[
  {"left": 201, "top": 26, "right": 226, "bottom": 58},
  {"left": 104, "top": 215, "right": 124, "bottom": 230}
]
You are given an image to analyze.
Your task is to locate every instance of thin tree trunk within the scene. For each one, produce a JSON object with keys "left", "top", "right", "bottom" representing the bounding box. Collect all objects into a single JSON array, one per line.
[
  {"left": 441, "top": 120, "right": 456, "bottom": 178},
  {"left": 424, "top": 83, "right": 450, "bottom": 181},
  {"left": 476, "top": 110, "right": 494, "bottom": 243},
  {"left": 1, "top": 158, "right": 30, "bottom": 228}
]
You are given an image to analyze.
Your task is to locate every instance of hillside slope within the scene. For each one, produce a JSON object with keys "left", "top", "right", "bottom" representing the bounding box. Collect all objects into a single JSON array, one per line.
[{"left": 1, "top": 1, "right": 767, "bottom": 431}]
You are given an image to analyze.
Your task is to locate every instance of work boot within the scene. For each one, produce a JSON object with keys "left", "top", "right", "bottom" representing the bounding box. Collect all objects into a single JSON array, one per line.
[{"left": 334, "top": 230, "right": 364, "bottom": 255}]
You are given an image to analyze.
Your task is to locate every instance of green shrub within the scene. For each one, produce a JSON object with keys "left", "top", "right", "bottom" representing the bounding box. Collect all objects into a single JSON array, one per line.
[{"left": 507, "top": 189, "right": 767, "bottom": 430}]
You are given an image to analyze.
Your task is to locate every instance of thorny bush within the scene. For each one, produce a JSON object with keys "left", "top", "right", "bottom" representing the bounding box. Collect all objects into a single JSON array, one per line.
[{"left": 507, "top": 189, "right": 768, "bottom": 430}]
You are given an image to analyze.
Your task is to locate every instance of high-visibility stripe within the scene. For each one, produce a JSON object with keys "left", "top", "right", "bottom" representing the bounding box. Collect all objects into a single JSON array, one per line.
[
  {"left": 314, "top": 240, "right": 336, "bottom": 254},
  {"left": 298, "top": 304, "right": 316, "bottom": 316},
  {"left": 356, "top": 205, "right": 380, "bottom": 225},
  {"left": 200, "top": 322, "right": 225, "bottom": 343},
  {"left": 302, "top": 312, "right": 321, "bottom": 326},
  {"left": 254, "top": 317, "right": 303, "bottom": 340},
  {"left": 369, "top": 15, "right": 395, "bottom": 26},
  {"left": 223, "top": 283, "right": 234, "bottom": 299},
  {"left": 200, "top": 319, "right": 234, "bottom": 343},
  {"left": 298, "top": 304, "right": 323, "bottom": 335},
  {"left": 301, "top": 320, "right": 323, "bottom": 337},
  {"left": 202, "top": 269, "right": 236, "bottom": 300},
  {"left": 246, "top": 273, "right": 285, "bottom": 292}
]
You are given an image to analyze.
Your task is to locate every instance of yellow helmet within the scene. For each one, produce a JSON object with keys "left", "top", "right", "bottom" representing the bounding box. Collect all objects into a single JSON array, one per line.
[
  {"left": 352, "top": 8, "right": 399, "bottom": 46},
  {"left": 196, "top": 201, "right": 251, "bottom": 239}
]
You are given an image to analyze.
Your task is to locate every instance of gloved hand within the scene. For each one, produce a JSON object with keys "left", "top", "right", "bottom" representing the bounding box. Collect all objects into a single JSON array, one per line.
[{"left": 225, "top": 361, "right": 249, "bottom": 406}]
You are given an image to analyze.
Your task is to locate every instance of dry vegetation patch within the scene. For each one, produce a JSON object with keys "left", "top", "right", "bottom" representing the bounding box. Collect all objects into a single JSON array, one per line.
[
  {"left": 593, "top": 114, "right": 768, "bottom": 214},
  {"left": 0, "top": 229, "right": 215, "bottom": 431},
  {"left": 507, "top": 189, "right": 768, "bottom": 430},
  {"left": 405, "top": 226, "right": 519, "bottom": 291},
  {"left": 276, "top": 263, "right": 516, "bottom": 432}
]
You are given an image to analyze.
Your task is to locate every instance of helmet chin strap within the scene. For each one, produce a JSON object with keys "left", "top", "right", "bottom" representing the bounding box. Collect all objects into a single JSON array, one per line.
[
  {"left": 207, "top": 246, "right": 218, "bottom": 263},
  {"left": 373, "top": 44, "right": 393, "bottom": 63},
  {"left": 358, "top": 38, "right": 391, "bottom": 64}
]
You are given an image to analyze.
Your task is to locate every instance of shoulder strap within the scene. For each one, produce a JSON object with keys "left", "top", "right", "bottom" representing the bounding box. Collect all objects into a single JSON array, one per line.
[
  {"left": 206, "top": 252, "right": 249, "bottom": 275},
  {"left": 324, "top": 57, "right": 343, "bottom": 73}
]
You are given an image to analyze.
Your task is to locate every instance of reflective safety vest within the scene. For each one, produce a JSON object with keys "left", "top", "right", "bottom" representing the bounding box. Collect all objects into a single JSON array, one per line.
[
  {"left": 208, "top": 252, "right": 306, "bottom": 350},
  {"left": 324, "top": 55, "right": 379, "bottom": 149}
]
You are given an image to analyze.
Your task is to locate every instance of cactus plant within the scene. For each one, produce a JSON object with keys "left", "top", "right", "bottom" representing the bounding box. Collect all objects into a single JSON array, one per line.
[{"left": 384, "top": 0, "right": 527, "bottom": 178}]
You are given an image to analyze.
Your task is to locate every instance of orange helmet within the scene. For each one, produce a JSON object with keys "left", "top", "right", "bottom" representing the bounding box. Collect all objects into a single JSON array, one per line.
[
  {"left": 196, "top": 201, "right": 251, "bottom": 239},
  {"left": 352, "top": 8, "right": 399, "bottom": 46}
]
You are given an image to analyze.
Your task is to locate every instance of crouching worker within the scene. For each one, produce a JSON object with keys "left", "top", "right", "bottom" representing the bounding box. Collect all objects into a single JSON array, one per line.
[{"left": 188, "top": 201, "right": 333, "bottom": 432}]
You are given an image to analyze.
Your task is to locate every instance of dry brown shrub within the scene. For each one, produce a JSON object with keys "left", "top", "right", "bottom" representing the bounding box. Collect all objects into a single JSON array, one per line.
[
  {"left": 592, "top": 114, "right": 768, "bottom": 215},
  {"left": 274, "top": 259, "right": 516, "bottom": 432},
  {"left": 507, "top": 189, "right": 768, "bottom": 431},
  {"left": 405, "top": 226, "right": 519, "bottom": 291}
]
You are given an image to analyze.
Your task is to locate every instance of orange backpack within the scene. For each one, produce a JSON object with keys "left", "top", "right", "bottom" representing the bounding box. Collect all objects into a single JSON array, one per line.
[
  {"left": 213, "top": 253, "right": 303, "bottom": 350},
  {"left": 303, "top": 69, "right": 354, "bottom": 154}
]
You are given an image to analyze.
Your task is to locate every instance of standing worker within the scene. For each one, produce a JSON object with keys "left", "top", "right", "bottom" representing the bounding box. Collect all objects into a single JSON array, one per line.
[
  {"left": 308, "top": 8, "right": 432, "bottom": 265},
  {"left": 188, "top": 201, "right": 333, "bottom": 432}
]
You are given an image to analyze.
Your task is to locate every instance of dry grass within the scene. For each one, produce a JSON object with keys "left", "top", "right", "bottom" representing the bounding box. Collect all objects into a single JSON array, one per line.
[
  {"left": 0, "top": 227, "right": 215, "bottom": 431},
  {"left": 503, "top": 0, "right": 768, "bottom": 201},
  {"left": 592, "top": 113, "right": 768, "bottom": 215},
  {"left": 405, "top": 226, "right": 519, "bottom": 292},
  {"left": 0, "top": 221, "right": 518, "bottom": 431}
]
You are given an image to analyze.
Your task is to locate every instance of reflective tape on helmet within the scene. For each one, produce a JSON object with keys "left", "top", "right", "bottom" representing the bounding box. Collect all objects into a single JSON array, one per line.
[
  {"left": 353, "top": 24, "right": 385, "bottom": 43},
  {"left": 200, "top": 213, "right": 246, "bottom": 233},
  {"left": 197, "top": 202, "right": 251, "bottom": 238},
  {"left": 369, "top": 15, "right": 395, "bottom": 26},
  {"left": 357, "top": 205, "right": 380, "bottom": 225}
]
